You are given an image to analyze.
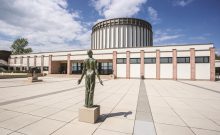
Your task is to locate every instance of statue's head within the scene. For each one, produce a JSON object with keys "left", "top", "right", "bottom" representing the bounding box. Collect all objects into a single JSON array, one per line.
[{"left": 87, "top": 49, "right": 93, "bottom": 58}]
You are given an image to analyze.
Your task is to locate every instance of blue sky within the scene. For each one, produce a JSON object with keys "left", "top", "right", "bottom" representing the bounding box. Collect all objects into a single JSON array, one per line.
[{"left": 0, "top": 0, "right": 219, "bottom": 54}]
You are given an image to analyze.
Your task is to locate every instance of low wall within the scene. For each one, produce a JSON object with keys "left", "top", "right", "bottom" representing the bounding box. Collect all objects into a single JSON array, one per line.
[{"left": 0, "top": 72, "right": 29, "bottom": 79}]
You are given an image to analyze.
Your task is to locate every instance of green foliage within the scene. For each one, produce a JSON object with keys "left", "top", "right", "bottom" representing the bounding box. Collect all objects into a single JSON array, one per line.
[{"left": 11, "top": 38, "right": 32, "bottom": 55}]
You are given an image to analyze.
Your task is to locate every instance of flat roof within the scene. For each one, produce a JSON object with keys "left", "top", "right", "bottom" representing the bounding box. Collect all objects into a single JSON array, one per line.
[{"left": 10, "top": 43, "right": 214, "bottom": 56}]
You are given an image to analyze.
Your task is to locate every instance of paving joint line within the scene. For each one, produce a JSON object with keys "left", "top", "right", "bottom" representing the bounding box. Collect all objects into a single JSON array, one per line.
[
  {"left": 5, "top": 99, "right": 85, "bottom": 135},
  {"left": 175, "top": 81, "right": 220, "bottom": 127},
  {"left": 0, "top": 86, "right": 84, "bottom": 106},
  {"left": 91, "top": 80, "right": 137, "bottom": 135},
  {"left": 150, "top": 81, "right": 197, "bottom": 135},
  {"left": 16, "top": 80, "right": 111, "bottom": 135},
  {"left": 0, "top": 79, "right": 75, "bottom": 89},
  {"left": 177, "top": 81, "right": 220, "bottom": 94},
  {"left": 0, "top": 79, "right": 111, "bottom": 135}
]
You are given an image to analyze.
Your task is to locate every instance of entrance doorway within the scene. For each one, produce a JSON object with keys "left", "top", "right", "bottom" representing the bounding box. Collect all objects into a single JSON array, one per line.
[{"left": 59, "top": 63, "right": 67, "bottom": 74}]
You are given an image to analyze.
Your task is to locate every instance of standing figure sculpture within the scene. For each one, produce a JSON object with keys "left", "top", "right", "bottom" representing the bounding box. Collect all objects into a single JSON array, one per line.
[{"left": 78, "top": 50, "right": 103, "bottom": 108}]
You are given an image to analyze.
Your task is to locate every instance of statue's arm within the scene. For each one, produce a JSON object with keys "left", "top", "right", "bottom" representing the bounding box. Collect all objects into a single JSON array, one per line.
[
  {"left": 95, "top": 60, "right": 103, "bottom": 85},
  {"left": 78, "top": 61, "right": 86, "bottom": 84}
]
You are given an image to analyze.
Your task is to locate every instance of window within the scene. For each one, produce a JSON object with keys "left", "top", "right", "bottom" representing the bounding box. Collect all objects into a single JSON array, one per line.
[
  {"left": 130, "top": 58, "right": 140, "bottom": 64},
  {"left": 144, "top": 58, "right": 156, "bottom": 64},
  {"left": 195, "top": 56, "right": 209, "bottom": 63},
  {"left": 160, "top": 57, "right": 172, "bottom": 63},
  {"left": 72, "top": 63, "right": 83, "bottom": 74},
  {"left": 15, "top": 67, "right": 20, "bottom": 71},
  {"left": 98, "top": 62, "right": 113, "bottom": 75},
  {"left": 117, "top": 58, "right": 126, "bottom": 64},
  {"left": 177, "top": 57, "right": 190, "bottom": 63}
]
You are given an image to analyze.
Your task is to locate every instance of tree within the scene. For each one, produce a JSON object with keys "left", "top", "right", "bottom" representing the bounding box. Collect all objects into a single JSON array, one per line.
[{"left": 11, "top": 38, "right": 32, "bottom": 55}]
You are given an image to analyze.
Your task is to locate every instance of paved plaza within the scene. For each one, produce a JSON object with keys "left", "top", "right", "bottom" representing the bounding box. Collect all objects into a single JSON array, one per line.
[{"left": 0, "top": 77, "right": 220, "bottom": 135}]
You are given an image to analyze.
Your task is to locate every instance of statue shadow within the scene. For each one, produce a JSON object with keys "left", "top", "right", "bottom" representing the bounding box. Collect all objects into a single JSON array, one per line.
[{"left": 97, "top": 111, "right": 132, "bottom": 123}]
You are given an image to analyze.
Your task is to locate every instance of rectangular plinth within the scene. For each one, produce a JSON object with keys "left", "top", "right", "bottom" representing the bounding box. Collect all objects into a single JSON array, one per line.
[
  {"left": 79, "top": 105, "right": 100, "bottom": 124},
  {"left": 27, "top": 77, "right": 42, "bottom": 82}
]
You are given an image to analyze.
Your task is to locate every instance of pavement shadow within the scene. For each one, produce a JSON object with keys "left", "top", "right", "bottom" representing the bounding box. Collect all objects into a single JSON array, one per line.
[{"left": 97, "top": 111, "right": 132, "bottom": 123}]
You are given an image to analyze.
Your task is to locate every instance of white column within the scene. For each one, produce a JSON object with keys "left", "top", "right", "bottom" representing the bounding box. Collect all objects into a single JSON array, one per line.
[
  {"left": 97, "top": 29, "right": 100, "bottom": 49},
  {"left": 115, "top": 26, "right": 118, "bottom": 48},
  {"left": 94, "top": 31, "right": 96, "bottom": 49},
  {"left": 143, "top": 28, "right": 146, "bottom": 47},
  {"left": 111, "top": 26, "right": 114, "bottom": 48},
  {"left": 133, "top": 26, "right": 136, "bottom": 47},
  {"left": 137, "top": 26, "right": 140, "bottom": 47},
  {"left": 100, "top": 28, "right": 103, "bottom": 49},
  {"left": 106, "top": 27, "right": 109, "bottom": 48},
  {"left": 125, "top": 25, "right": 128, "bottom": 48},
  {"left": 103, "top": 28, "right": 106, "bottom": 49},
  {"left": 140, "top": 27, "right": 144, "bottom": 47}
]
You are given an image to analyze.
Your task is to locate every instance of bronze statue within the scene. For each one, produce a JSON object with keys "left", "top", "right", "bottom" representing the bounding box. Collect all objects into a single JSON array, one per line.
[{"left": 78, "top": 50, "right": 103, "bottom": 108}]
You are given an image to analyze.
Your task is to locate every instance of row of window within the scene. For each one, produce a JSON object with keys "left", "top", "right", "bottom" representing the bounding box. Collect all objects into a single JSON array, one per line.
[
  {"left": 72, "top": 62, "right": 113, "bottom": 75},
  {"left": 12, "top": 66, "right": 49, "bottom": 71},
  {"left": 117, "top": 56, "right": 210, "bottom": 64}
]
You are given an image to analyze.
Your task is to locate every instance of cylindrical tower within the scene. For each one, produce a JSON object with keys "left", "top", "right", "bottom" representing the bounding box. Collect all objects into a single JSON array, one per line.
[{"left": 91, "top": 18, "right": 153, "bottom": 49}]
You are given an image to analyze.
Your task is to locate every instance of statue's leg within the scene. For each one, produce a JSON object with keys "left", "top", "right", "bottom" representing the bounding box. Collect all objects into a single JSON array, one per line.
[
  {"left": 88, "top": 75, "right": 96, "bottom": 107},
  {"left": 85, "top": 76, "right": 90, "bottom": 107}
]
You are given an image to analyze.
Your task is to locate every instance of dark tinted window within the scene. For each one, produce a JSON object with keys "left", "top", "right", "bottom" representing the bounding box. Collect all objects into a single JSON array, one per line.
[
  {"left": 195, "top": 56, "right": 209, "bottom": 63},
  {"left": 117, "top": 58, "right": 126, "bottom": 64},
  {"left": 130, "top": 58, "right": 140, "bottom": 64},
  {"left": 160, "top": 57, "right": 172, "bottom": 63},
  {"left": 72, "top": 63, "right": 83, "bottom": 74},
  {"left": 144, "top": 58, "right": 156, "bottom": 64},
  {"left": 98, "top": 62, "right": 113, "bottom": 75},
  {"left": 177, "top": 57, "right": 190, "bottom": 63}
]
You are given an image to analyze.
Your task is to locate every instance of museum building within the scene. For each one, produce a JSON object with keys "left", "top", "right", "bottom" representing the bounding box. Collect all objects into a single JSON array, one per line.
[{"left": 8, "top": 18, "right": 215, "bottom": 81}]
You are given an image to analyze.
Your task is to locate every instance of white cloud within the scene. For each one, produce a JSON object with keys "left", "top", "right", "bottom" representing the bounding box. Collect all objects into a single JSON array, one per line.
[
  {"left": 0, "top": 39, "right": 12, "bottom": 50},
  {"left": 91, "top": 0, "right": 147, "bottom": 18},
  {"left": 190, "top": 36, "right": 206, "bottom": 40},
  {"left": 154, "top": 29, "right": 183, "bottom": 45},
  {"left": 173, "top": 0, "right": 194, "bottom": 7},
  {"left": 147, "top": 7, "right": 160, "bottom": 24},
  {"left": 0, "top": 0, "right": 91, "bottom": 52}
]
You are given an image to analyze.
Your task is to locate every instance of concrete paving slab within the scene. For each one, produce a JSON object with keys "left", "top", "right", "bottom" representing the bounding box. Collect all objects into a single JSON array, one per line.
[
  {"left": 152, "top": 113, "right": 186, "bottom": 126},
  {"left": 191, "top": 128, "right": 220, "bottom": 135},
  {"left": 29, "top": 107, "right": 61, "bottom": 117},
  {"left": 0, "top": 78, "right": 220, "bottom": 135},
  {"left": 0, "top": 110, "right": 22, "bottom": 122},
  {"left": 48, "top": 110, "right": 78, "bottom": 122},
  {"left": 93, "top": 128, "right": 131, "bottom": 135},
  {"left": 0, "top": 114, "right": 41, "bottom": 131},
  {"left": 52, "top": 122, "right": 98, "bottom": 135},
  {"left": 99, "top": 117, "right": 134, "bottom": 134},
  {"left": 8, "top": 132, "right": 26, "bottom": 135},
  {"left": 155, "top": 123, "right": 194, "bottom": 135},
  {"left": 0, "top": 127, "right": 13, "bottom": 135},
  {"left": 183, "top": 117, "right": 220, "bottom": 131},
  {"left": 18, "top": 118, "right": 65, "bottom": 135},
  {"left": 134, "top": 121, "right": 156, "bottom": 135}
]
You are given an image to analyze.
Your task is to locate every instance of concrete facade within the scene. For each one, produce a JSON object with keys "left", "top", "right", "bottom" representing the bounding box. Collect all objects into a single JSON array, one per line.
[{"left": 8, "top": 43, "right": 215, "bottom": 81}]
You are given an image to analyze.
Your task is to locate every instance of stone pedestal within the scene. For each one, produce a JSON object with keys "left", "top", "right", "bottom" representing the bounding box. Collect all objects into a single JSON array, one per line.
[
  {"left": 28, "top": 76, "right": 42, "bottom": 82},
  {"left": 79, "top": 105, "right": 100, "bottom": 124}
]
